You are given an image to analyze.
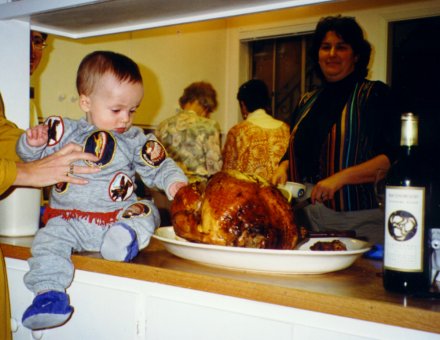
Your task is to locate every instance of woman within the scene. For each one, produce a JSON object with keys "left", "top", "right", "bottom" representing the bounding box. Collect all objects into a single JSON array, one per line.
[
  {"left": 272, "top": 16, "right": 400, "bottom": 244},
  {"left": 222, "top": 79, "right": 289, "bottom": 182},
  {"left": 156, "top": 81, "right": 222, "bottom": 183}
]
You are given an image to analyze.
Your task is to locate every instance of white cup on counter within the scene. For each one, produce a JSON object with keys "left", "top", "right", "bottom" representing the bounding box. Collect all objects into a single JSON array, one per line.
[
  {"left": 277, "top": 181, "right": 306, "bottom": 202},
  {"left": 0, "top": 188, "right": 41, "bottom": 237}
]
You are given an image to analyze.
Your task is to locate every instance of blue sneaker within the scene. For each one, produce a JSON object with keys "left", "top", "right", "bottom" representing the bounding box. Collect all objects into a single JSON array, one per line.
[
  {"left": 22, "top": 291, "right": 73, "bottom": 330},
  {"left": 101, "top": 222, "right": 139, "bottom": 262}
]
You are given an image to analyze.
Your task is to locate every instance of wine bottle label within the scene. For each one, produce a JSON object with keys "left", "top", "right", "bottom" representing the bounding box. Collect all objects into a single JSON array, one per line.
[{"left": 384, "top": 186, "right": 424, "bottom": 272}]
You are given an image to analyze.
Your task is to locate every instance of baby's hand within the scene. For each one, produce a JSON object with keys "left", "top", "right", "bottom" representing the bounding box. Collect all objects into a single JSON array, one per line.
[
  {"left": 169, "top": 181, "right": 187, "bottom": 199},
  {"left": 26, "top": 125, "right": 49, "bottom": 147}
]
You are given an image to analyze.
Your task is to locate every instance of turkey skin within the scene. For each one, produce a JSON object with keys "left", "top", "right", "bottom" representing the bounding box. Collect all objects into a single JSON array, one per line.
[{"left": 171, "top": 170, "right": 298, "bottom": 249}]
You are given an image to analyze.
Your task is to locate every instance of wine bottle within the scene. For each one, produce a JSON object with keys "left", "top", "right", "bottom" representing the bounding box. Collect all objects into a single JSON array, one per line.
[{"left": 383, "top": 112, "right": 431, "bottom": 293}]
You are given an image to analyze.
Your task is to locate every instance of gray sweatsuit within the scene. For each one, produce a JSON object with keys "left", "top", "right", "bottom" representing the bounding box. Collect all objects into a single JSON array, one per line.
[{"left": 17, "top": 116, "right": 187, "bottom": 294}]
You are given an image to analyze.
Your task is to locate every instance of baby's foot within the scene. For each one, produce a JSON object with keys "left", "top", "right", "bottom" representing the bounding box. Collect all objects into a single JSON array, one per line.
[
  {"left": 22, "top": 291, "right": 73, "bottom": 330},
  {"left": 101, "top": 222, "right": 139, "bottom": 262}
]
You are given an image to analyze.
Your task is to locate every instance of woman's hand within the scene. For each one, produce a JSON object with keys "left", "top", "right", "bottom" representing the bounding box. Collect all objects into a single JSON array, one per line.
[
  {"left": 14, "top": 143, "right": 101, "bottom": 187},
  {"left": 271, "top": 160, "right": 289, "bottom": 186},
  {"left": 169, "top": 181, "right": 188, "bottom": 199},
  {"left": 311, "top": 174, "right": 345, "bottom": 203},
  {"left": 311, "top": 154, "right": 391, "bottom": 204},
  {"left": 26, "top": 124, "right": 48, "bottom": 147}
]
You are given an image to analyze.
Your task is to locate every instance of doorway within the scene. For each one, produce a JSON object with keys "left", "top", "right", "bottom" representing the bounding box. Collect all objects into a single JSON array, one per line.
[
  {"left": 390, "top": 16, "right": 440, "bottom": 166},
  {"left": 249, "top": 33, "right": 320, "bottom": 124}
]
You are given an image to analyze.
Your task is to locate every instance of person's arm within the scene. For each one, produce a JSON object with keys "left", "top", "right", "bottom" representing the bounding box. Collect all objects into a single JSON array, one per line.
[
  {"left": 0, "top": 159, "right": 18, "bottom": 195},
  {"left": 311, "top": 154, "right": 390, "bottom": 203},
  {"left": 15, "top": 125, "right": 49, "bottom": 163},
  {"left": 312, "top": 82, "right": 398, "bottom": 204},
  {"left": 271, "top": 159, "right": 289, "bottom": 185},
  {"left": 134, "top": 132, "right": 188, "bottom": 200},
  {"left": 17, "top": 116, "right": 68, "bottom": 162},
  {"left": 13, "top": 143, "right": 101, "bottom": 188}
]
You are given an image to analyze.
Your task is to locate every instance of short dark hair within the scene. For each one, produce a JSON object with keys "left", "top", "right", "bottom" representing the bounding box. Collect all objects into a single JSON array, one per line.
[
  {"left": 310, "top": 15, "right": 371, "bottom": 80},
  {"left": 31, "top": 30, "right": 48, "bottom": 40},
  {"left": 76, "top": 50, "right": 142, "bottom": 96},
  {"left": 237, "top": 79, "right": 270, "bottom": 112}
]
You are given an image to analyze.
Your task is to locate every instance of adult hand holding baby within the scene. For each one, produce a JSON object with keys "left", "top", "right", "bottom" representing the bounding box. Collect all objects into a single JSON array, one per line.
[{"left": 15, "top": 143, "right": 101, "bottom": 187}]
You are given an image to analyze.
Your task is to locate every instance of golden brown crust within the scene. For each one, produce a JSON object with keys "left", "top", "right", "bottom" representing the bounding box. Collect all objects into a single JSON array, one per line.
[
  {"left": 171, "top": 170, "right": 298, "bottom": 249},
  {"left": 170, "top": 181, "right": 205, "bottom": 243}
]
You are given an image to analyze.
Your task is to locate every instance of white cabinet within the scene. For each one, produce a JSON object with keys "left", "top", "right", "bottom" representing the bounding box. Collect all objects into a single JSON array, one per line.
[
  {"left": 6, "top": 257, "right": 438, "bottom": 340},
  {"left": 6, "top": 258, "right": 145, "bottom": 340},
  {"left": 144, "top": 295, "right": 293, "bottom": 340}
]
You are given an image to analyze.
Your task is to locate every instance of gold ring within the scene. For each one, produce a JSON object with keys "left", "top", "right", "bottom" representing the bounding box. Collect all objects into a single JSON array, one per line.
[{"left": 69, "top": 163, "right": 74, "bottom": 175}]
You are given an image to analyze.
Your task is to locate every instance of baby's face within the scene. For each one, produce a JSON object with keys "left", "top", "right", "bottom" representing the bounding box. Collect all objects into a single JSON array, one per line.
[{"left": 81, "top": 73, "right": 144, "bottom": 133}]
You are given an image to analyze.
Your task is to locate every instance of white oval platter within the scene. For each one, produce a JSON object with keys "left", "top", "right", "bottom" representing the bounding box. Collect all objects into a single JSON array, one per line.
[{"left": 153, "top": 227, "right": 371, "bottom": 275}]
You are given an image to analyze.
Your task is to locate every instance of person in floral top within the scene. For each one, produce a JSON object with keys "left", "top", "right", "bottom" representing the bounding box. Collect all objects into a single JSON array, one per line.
[
  {"left": 156, "top": 81, "right": 223, "bottom": 183},
  {"left": 222, "top": 79, "right": 289, "bottom": 181}
]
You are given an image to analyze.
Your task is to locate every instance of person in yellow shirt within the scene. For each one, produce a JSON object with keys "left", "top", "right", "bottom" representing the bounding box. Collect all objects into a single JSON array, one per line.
[{"left": 222, "top": 79, "right": 290, "bottom": 181}]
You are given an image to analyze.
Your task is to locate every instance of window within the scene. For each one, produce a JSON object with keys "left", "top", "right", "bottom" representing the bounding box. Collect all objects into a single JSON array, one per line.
[
  {"left": 249, "top": 34, "right": 320, "bottom": 124},
  {"left": 390, "top": 16, "right": 440, "bottom": 163}
]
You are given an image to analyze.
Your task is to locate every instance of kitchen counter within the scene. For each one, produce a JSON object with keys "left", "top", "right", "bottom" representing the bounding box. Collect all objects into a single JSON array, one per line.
[{"left": 1, "top": 235, "right": 440, "bottom": 335}]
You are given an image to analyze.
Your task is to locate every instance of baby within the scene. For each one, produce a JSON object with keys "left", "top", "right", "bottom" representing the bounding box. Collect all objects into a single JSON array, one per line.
[{"left": 17, "top": 51, "right": 187, "bottom": 330}]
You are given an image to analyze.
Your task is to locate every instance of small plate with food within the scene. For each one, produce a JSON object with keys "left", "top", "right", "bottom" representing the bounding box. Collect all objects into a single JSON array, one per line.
[{"left": 153, "top": 227, "right": 371, "bottom": 275}]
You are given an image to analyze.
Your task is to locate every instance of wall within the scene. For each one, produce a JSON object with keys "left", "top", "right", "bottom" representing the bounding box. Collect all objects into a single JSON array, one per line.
[
  {"left": 1, "top": 20, "right": 29, "bottom": 128},
  {"left": 33, "top": 20, "right": 228, "bottom": 128},
  {"left": 33, "top": 0, "right": 440, "bottom": 132}
]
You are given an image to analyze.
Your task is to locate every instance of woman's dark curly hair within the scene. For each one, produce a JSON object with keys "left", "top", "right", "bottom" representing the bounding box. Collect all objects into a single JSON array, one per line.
[{"left": 310, "top": 15, "right": 372, "bottom": 80}]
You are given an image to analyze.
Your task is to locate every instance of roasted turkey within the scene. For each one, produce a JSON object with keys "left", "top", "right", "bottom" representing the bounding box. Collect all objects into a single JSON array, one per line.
[{"left": 171, "top": 170, "right": 298, "bottom": 249}]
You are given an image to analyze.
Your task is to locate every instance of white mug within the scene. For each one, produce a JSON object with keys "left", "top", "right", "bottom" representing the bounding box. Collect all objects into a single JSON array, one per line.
[
  {"left": 277, "top": 181, "right": 306, "bottom": 201},
  {"left": 0, "top": 188, "right": 41, "bottom": 236}
]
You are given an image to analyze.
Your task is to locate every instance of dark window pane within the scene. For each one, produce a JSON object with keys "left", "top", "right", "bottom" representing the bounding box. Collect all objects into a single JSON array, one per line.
[
  {"left": 390, "top": 16, "right": 440, "bottom": 164},
  {"left": 250, "top": 33, "right": 318, "bottom": 124}
]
